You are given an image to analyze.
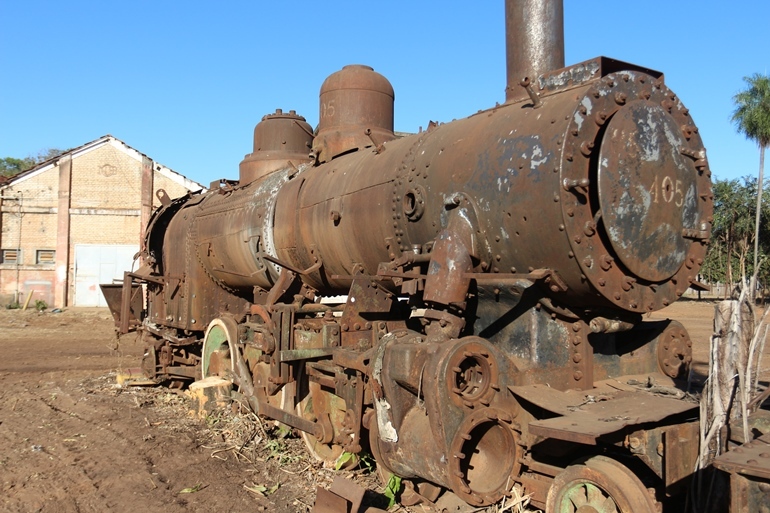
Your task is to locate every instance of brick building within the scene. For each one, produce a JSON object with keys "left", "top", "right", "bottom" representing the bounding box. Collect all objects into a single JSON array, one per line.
[{"left": 0, "top": 135, "right": 203, "bottom": 308}]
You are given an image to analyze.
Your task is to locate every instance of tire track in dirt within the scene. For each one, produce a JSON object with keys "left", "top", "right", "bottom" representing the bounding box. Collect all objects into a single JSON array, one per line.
[{"left": 0, "top": 309, "right": 306, "bottom": 512}]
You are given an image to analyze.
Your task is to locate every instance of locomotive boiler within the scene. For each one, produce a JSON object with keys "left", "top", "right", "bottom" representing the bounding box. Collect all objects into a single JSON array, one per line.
[{"left": 107, "top": 1, "right": 713, "bottom": 510}]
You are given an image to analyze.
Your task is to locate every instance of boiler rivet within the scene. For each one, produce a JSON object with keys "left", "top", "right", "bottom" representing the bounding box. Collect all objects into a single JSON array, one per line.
[{"left": 595, "top": 112, "right": 607, "bottom": 125}]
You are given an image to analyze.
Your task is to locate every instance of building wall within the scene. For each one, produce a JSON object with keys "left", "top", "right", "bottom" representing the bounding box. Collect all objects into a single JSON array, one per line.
[
  {"left": 0, "top": 165, "right": 59, "bottom": 306},
  {"left": 0, "top": 137, "right": 201, "bottom": 307},
  {"left": 71, "top": 143, "right": 143, "bottom": 210}
]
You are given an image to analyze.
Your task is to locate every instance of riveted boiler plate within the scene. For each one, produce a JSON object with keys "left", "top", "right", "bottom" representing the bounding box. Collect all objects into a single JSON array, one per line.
[{"left": 597, "top": 100, "right": 696, "bottom": 282}]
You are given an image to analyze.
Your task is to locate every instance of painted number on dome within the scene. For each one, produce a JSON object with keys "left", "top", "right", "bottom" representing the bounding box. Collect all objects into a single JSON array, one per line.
[{"left": 651, "top": 175, "right": 684, "bottom": 207}]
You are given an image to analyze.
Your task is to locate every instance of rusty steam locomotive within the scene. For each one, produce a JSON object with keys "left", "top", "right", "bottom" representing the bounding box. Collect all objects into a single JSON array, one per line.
[{"left": 106, "top": 1, "right": 713, "bottom": 511}]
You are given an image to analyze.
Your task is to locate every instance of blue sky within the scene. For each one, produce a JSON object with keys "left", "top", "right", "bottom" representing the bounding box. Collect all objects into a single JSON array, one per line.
[{"left": 1, "top": 1, "right": 768, "bottom": 187}]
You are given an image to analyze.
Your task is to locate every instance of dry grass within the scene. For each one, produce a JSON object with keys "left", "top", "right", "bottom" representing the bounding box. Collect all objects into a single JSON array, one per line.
[{"left": 109, "top": 383, "right": 543, "bottom": 512}]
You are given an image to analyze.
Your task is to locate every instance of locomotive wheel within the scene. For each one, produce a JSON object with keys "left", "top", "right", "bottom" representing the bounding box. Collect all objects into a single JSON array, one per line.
[
  {"left": 202, "top": 317, "right": 288, "bottom": 411},
  {"left": 545, "top": 456, "right": 658, "bottom": 513},
  {"left": 201, "top": 317, "right": 238, "bottom": 380},
  {"left": 296, "top": 369, "right": 357, "bottom": 468}
]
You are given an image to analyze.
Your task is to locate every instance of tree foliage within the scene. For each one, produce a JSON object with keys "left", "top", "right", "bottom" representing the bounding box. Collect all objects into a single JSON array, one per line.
[
  {"left": 0, "top": 157, "right": 36, "bottom": 177},
  {"left": 731, "top": 73, "right": 770, "bottom": 298},
  {"left": 0, "top": 148, "right": 67, "bottom": 178},
  {"left": 732, "top": 73, "right": 770, "bottom": 148},
  {"left": 702, "top": 176, "right": 770, "bottom": 294}
]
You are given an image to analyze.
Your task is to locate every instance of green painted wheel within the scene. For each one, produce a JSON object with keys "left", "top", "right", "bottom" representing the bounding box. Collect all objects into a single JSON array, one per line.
[
  {"left": 201, "top": 317, "right": 238, "bottom": 380},
  {"left": 546, "top": 456, "right": 658, "bottom": 513}
]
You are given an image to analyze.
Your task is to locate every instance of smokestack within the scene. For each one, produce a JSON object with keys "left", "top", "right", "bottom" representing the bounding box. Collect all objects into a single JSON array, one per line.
[{"left": 505, "top": 0, "right": 564, "bottom": 103}]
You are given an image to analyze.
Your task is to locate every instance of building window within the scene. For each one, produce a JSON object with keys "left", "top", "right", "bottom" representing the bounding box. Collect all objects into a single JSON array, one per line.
[
  {"left": 1, "top": 249, "right": 21, "bottom": 264},
  {"left": 36, "top": 250, "right": 55, "bottom": 265}
]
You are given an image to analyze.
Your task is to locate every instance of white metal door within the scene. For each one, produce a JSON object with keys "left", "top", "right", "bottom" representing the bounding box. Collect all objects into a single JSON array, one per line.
[{"left": 74, "top": 244, "right": 138, "bottom": 306}]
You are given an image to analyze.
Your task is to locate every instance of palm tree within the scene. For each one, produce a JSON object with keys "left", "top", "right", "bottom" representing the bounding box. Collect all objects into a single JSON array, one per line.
[{"left": 732, "top": 73, "right": 770, "bottom": 300}]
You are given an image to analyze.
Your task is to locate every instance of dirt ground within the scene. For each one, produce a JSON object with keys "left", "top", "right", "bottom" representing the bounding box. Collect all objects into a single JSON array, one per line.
[
  {"left": 0, "top": 308, "right": 374, "bottom": 513},
  {"left": 0, "top": 300, "right": 767, "bottom": 513}
]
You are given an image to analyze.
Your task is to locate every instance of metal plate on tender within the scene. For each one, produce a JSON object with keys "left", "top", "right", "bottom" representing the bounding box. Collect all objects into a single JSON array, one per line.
[
  {"left": 597, "top": 100, "right": 697, "bottom": 282},
  {"left": 519, "top": 388, "right": 697, "bottom": 445},
  {"left": 712, "top": 433, "right": 770, "bottom": 479},
  {"left": 510, "top": 383, "right": 593, "bottom": 415},
  {"left": 509, "top": 374, "right": 676, "bottom": 415}
]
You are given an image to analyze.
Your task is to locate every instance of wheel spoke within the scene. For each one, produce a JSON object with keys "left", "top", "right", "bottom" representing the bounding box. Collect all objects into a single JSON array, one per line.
[
  {"left": 599, "top": 495, "right": 619, "bottom": 513},
  {"left": 585, "top": 482, "right": 605, "bottom": 505},
  {"left": 566, "top": 484, "right": 588, "bottom": 507}
]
